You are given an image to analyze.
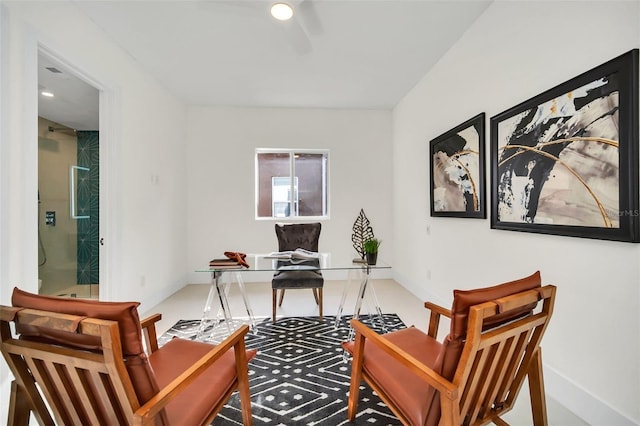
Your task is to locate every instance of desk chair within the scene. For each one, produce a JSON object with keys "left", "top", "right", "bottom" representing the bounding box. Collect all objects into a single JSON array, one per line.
[
  {"left": 272, "top": 222, "right": 323, "bottom": 323},
  {"left": 1, "top": 287, "right": 255, "bottom": 426},
  {"left": 343, "top": 271, "right": 556, "bottom": 426}
]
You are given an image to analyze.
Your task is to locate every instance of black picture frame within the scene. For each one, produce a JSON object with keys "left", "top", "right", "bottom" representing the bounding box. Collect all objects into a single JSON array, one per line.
[
  {"left": 430, "top": 113, "right": 486, "bottom": 218},
  {"left": 490, "top": 49, "right": 639, "bottom": 242}
]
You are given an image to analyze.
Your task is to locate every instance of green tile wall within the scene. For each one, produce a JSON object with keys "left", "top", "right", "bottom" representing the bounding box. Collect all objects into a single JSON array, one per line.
[{"left": 76, "top": 131, "right": 99, "bottom": 284}]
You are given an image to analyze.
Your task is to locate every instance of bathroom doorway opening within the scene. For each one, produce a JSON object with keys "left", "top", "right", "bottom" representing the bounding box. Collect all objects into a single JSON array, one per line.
[{"left": 37, "top": 52, "right": 100, "bottom": 299}]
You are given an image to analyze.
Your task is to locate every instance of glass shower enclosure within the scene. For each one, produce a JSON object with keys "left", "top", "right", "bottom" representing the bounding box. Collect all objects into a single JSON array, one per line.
[{"left": 38, "top": 118, "right": 99, "bottom": 299}]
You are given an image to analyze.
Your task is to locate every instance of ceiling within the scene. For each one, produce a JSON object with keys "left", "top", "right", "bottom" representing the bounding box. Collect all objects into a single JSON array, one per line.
[
  {"left": 39, "top": 0, "right": 492, "bottom": 130},
  {"left": 39, "top": 54, "right": 100, "bottom": 130}
]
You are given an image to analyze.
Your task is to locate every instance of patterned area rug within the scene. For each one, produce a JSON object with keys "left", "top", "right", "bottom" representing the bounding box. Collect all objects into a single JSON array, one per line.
[{"left": 159, "top": 315, "right": 406, "bottom": 425}]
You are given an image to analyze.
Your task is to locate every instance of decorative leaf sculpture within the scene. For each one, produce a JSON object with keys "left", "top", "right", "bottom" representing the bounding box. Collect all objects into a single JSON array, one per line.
[{"left": 351, "top": 209, "right": 375, "bottom": 259}]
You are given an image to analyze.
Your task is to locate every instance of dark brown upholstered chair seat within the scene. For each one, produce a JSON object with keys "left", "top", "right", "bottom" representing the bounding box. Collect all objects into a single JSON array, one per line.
[
  {"left": 343, "top": 271, "right": 556, "bottom": 426},
  {"left": 271, "top": 223, "right": 323, "bottom": 322},
  {"left": 272, "top": 259, "right": 323, "bottom": 289},
  {"left": 272, "top": 270, "right": 323, "bottom": 288},
  {"left": 1, "top": 287, "right": 255, "bottom": 426}
]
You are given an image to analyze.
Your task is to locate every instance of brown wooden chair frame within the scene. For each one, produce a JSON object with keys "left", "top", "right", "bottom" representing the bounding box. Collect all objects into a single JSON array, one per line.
[
  {"left": 347, "top": 285, "right": 556, "bottom": 426},
  {"left": 0, "top": 306, "right": 253, "bottom": 426}
]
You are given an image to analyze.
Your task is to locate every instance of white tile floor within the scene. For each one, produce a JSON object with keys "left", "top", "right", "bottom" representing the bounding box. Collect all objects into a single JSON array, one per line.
[{"left": 143, "top": 278, "right": 588, "bottom": 426}]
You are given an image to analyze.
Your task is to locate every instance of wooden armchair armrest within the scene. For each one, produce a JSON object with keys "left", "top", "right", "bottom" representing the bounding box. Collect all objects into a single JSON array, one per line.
[
  {"left": 424, "top": 302, "right": 451, "bottom": 339},
  {"left": 133, "top": 324, "right": 251, "bottom": 425},
  {"left": 140, "top": 313, "right": 162, "bottom": 354},
  {"left": 349, "top": 319, "right": 460, "bottom": 423},
  {"left": 350, "top": 319, "right": 457, "bottom": 397}
]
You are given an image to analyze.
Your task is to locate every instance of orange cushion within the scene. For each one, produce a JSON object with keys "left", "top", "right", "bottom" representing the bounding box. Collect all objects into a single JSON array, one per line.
[
  {"left": 11, "top": 287, "right": 144, "bottom": 355},
  {"left": 344, "top": 326, "right": 442, "bottom": 426},
  {"left": 149, "top": 338, "right": 257, "bottom": 426},
  {"left": 450, "top": 271, "right": 542, "bottom": 339}
]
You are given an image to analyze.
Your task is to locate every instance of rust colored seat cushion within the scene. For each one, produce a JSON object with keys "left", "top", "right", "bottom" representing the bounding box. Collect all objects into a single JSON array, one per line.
[
  {"left": 149, "top": 338, "right": 257, "bottom": 426},
  {"left": 343, "top": 326, "right": 443, "bottom": 426}
]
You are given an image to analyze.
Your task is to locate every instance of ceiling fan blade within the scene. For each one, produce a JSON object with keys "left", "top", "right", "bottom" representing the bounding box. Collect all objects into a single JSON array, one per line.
[
  {"left": 298, "top": 0, "right": 323, "bottom": 35},
  {"left": 201, "top": 0, "right": 314, "bottom": 55},
  {"left": 280, "top": 17, "right": 312, "bottom": 55}
]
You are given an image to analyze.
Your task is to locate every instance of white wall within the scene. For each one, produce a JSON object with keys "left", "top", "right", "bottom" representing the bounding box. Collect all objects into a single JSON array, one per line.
[
  {"left": 393, "top": 1, "right": 640, "bottom": 424},
  {"left": 1, "top": 0, "right": 638, "bottom": 424},
  {"left": 185, "top": 106, "right": 393, "bottom": 282},
  {"left": 0, "top": 1, "right": 188, "bottom": 421},
  {"left": 0, "top": 2, "right": 8, "bottom": 404}
]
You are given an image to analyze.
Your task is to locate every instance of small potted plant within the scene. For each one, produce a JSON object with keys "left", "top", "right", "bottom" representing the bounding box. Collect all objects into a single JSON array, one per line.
[{"left": 363, "top": 238, "right": 381, "bottom": 265}]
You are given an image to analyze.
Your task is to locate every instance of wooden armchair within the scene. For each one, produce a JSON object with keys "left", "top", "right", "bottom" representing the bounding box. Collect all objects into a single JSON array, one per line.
[
  {"left": 0, "top": 287, "right": 255, "bottom": 426},
  {"left": 343, "top": 271, "right": 556, "bottom": 426}
]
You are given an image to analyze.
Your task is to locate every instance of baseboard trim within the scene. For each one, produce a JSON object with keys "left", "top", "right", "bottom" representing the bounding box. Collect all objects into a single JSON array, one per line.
[{"left": 545, "top": 363, "right": 637, "bottom": 425}]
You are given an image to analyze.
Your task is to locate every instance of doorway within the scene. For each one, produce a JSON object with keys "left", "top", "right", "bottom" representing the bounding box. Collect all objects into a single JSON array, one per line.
[{"left": 37, "top": 52, "right": 100, "bottom": 299}]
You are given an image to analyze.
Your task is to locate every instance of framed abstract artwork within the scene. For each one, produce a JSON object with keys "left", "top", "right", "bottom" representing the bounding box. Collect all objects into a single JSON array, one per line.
[
  {"left": 430, "top": 113, "right": 486, "bottom": 218},
  {"left": 490, "top": 49, "right": 639, "bottom": 242}
]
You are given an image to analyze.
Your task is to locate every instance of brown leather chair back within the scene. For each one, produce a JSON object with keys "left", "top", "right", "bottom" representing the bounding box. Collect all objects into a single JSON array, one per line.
[
  {"left": 10, "top": 288, "right": 162, "bottom": 413},
  {"left": 449, "top": 270, "right": 542, "bottom": 340}
]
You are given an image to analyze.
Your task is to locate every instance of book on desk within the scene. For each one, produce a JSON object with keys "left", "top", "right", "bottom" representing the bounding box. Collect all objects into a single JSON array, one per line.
[
  {"left": 265, "top": 248, "right": 320, "bottom": 261},
  {"left": 209, "top": 258, "right": 245, "bottom": 269}
]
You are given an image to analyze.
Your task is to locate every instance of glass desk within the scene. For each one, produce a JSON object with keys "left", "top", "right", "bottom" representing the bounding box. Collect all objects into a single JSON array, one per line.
[{"left": 195, "top": 254, "right": 391, "bottom": 342}]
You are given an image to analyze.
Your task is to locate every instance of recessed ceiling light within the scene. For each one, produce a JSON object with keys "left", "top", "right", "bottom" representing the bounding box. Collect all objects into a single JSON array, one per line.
[
  {"left": 41, "top": 91, "right": 54, "bottom": 97},
  {"left": 271, "top": 2, "right": 293, "bottom": 21}
]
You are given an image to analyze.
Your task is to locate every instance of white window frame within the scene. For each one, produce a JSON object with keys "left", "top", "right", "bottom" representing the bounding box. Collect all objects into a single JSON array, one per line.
[{"left": 255, "top": 148, "right": 329, "bottom": 221}]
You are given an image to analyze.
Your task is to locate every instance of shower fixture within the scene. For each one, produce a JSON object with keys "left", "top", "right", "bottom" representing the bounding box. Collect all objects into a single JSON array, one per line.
[
  {"left": 48, "top": 126, "right": 76, "bottom": 133},
  {"left": 38, "top": 191, "right": 47, "bottom": 267}
]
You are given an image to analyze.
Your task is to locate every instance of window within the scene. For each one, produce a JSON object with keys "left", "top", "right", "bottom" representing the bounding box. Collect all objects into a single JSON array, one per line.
[
  {"left": 272, "top": 176, "right": 298, "bottom": 217},
  {"left": 256, "top": 149, "right": 328, "bottom": 219}
]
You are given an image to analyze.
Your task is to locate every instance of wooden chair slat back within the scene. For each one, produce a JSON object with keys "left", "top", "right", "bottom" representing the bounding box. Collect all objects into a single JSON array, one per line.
[
  {"left": 0, "top": 307, "right": 140, "bottom": 426},
  {"left": 454, "top": 285, "right": 555, "bottom": 425}
]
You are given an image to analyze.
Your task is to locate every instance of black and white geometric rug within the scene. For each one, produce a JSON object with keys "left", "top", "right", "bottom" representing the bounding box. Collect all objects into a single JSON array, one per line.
[{"left": 159, "top": 315, "right": 406, "bottom": 425}]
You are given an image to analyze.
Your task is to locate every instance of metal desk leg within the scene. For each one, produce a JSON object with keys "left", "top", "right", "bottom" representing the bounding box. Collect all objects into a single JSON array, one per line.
[
  {"left": 214, "top": 274, "right": 235, "bottom": 322},
  {"left": 216, "top": 272, "right": 233, "bottom": 337},
  {"left": 347, "top": 267, "right": 369, "bottom": 341},
  {"left": 197, "top": 271, "right": 221, "bottom": 339},
  {"left": 363, "top": 276, "right": 386, "bottom": 333},
  {"left": 197, "top": 271, "right": 233, "bottom": 341},
  {"left": 335, "top": 268, "right": 360, "bottom": 329},
  {"left": 234, "top": 271, "right": 257, "bottom": 333},
  {"left": 347, "top": 265, "right": 385, "bottom": 341}
]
